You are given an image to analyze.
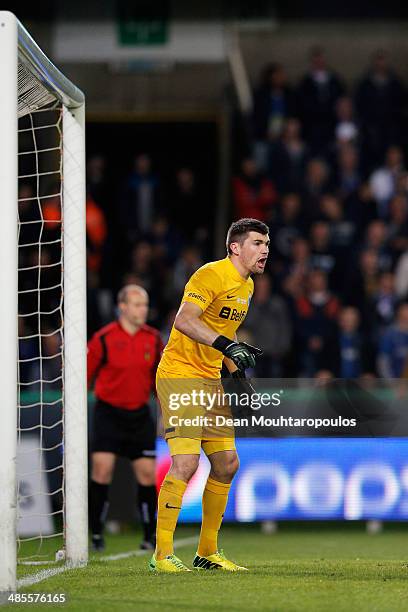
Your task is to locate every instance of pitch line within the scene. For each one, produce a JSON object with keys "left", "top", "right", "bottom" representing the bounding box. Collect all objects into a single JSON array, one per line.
[
  {"left": 17, "top": 566, "right": 73, "bottom": 589},
  {"left": 15, "top": 536, "right": 197, "bottom": 590}
]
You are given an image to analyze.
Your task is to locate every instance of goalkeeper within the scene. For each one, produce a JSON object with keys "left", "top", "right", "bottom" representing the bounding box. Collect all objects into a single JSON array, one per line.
[{"left": 151, "top": 218, "right": 269, "bottom": 573}]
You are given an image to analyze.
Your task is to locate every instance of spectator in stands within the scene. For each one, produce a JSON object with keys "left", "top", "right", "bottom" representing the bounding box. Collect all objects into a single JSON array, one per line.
[
  {"left": 120, "top": 153, "right": 161, "bottom": 245},
  {"left": 342, "top": 181, "right": 378, "bottom": 238},
  {"left": 87, "top": 155, "right": 109, "bottom": 215},
  {"left": 169, "top": 246, "right": 203, "bottom": 301},
  {"left": 243, "top": 274, "right": 292, "bottom": 377},
  {"left": 170, "top": 168, "right": 208, "bottom": 242},
  {"left": 252, "top": 63, "right": 296, "bottom": 170},
  {"left": 232, "top": 157, "right": 277, "bottom": 222},
  {"left": 356, "top": 50, "right": 406, "bottom": 168},
  {"left": 309, "top": 221, "right": 337, "bottom": 279},
  {"left": 270, "top": 193, "right": 305, "bottom": 264},
  {"left": 334, "top": 96, "right": 359, "bottom": 147},
  {"left": 319, "top": 193, "right": 356, "bottom": 251},
  {"left": 294, "top": 269, "right": 339, "bottom": 376},
  {"left": 297, "top": 46, "right": 344, "bottom": 153},
  {"left": 127, "top": 241, "right": 163, "bottom": 305},
  {"left": 387, "top": 194, "right": 408, "bottom": 263},
  {"left": 268, "top": 118, "right": 308, "bottom": 193},
  {"left": 130, "top": 241, "right": 154, "bottom": 275},
  {"left": 334, "top": 147, "right": 370, "bottom": 239},
  {"left": 343, "top": 248, "right": 380, "bottom": 314},
  {"left": 395, "top": 251, "right": 408, "bottom": 300},
  {"left": 86, "top": 193, "right": 107, "bottom": 274},
  {"left": 288, "top": 237, "right": 312, "bottom": 275},
  {"left": 377, "top": 302, "right": 408, "bottom": 378},
  {"left": 363, "top": 219, "right": 392, "bottom": 271},
  {"left": 369, "top": 272, "right": 399, "bottom": 340},
  {"left": 320, "top": 306, "right": 375, "bottom": 378},
  {"left": 369, "top": 145, "right": 405, "bottom": 218},
  {"left": 147, "top": 216, "right": 182, "bottom": 265},
  {"left": 281, "top": 237, "right": 312, "bottom": 299},
  {"left": 335, "top": 144, "right": 362, "bottom": 200},
  {"left": 87, "top": 155, "right": 115, "bottom": 290},
  {"left": 302, "top": 158, "right": 331, "bottom": 221}
]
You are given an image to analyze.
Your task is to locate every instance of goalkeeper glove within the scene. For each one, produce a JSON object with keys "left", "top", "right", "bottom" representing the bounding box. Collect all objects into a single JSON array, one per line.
[
  {"left": 212, "top": 336, "right": 263, "bottom": 371},
  {"left": 228, "top": 369, "right": 258, "bottom": 424},
  {"left": 231, "top": 369, "right": 256, "bottom": 395}
]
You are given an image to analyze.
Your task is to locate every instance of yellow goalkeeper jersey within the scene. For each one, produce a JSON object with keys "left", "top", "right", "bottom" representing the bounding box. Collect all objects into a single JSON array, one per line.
[{"left": 158, "top": 257, "right": 254, "bottom": 378}]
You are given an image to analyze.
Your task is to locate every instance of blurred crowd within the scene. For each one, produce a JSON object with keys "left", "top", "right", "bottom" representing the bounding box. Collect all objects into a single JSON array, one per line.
[
  {"left": 86, "top": 47, "right": 408, "bottom": 380},
  {"left": 18, "top": 47, "right": 408, "bottom": 384},
  {"left": 234, "top": 47, "right": 408, "bottom": 379},
  {"left": 17, "top": 108, "right": 64, "bottom": 393},
  {"left": 85, "top": 154, "right": 212, "bottom": 338}
]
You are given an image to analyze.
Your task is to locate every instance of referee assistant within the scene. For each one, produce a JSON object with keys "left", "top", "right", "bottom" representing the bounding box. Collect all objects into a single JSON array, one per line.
[{"left": 87, "top": 284, "right": 163, "bottom": 551}]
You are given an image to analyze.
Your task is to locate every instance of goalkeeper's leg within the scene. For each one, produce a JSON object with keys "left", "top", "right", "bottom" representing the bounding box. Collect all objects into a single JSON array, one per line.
[
  {"left": 154, "top": 441, "right": 200, "bottom": 562},
  {"left": 196, "top": 444, "right": 238, "bottom": 559}
]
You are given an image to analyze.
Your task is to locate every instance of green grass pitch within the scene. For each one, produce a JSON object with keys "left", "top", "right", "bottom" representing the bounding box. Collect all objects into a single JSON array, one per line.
[{"left": 7, "top": 523, "right": 408, "bottom": 611}]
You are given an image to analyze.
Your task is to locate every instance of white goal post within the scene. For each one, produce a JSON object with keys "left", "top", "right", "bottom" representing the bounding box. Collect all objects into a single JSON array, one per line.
[{"left": 0, "top": 11, "right": 87, "bottom": 592}]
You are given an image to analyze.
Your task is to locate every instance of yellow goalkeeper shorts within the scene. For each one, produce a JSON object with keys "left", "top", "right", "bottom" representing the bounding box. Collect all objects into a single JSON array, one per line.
[
  {"left": 167, "top": 437, "right": 236, "bottom": 457},
  {"left": 156, "top": 367, "right": 235, "bottom": 456}
]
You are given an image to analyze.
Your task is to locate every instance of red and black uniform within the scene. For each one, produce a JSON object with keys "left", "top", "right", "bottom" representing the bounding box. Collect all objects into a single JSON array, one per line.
[{"left": 88, "top": 321, "right": 163, "bottom": 460}]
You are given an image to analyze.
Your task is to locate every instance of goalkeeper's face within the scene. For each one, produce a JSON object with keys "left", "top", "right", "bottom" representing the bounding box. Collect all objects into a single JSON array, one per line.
[
  {"left": 234, "top": 231, "right": 270, "bottom": 275},
  {"left": 120, "top": 290, "right": 149, "bottom": 327}
]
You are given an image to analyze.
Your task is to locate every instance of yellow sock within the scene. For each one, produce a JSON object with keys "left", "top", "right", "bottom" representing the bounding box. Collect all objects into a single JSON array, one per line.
[
  {"left": 197, "top": 476, "right": 231, "bottom": 557},
  {"left": 155, "top": 474, "right": 187, "bottom": 560}
]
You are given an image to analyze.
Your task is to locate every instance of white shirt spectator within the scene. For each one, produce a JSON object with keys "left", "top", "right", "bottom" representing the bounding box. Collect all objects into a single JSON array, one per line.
[{"left": 369, "top": 167, "right": 395, "bottom": 215}]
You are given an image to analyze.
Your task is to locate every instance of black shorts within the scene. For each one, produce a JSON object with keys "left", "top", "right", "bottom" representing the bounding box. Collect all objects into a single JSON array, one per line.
[{"left": 91, "top": 399, "right": 156, "bottom": 461}]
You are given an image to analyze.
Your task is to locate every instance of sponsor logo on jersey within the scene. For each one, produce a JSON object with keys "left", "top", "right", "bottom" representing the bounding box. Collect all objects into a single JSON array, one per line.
[
  {"left": 187, "top": 291, "right": 206, "bottom": 303},
  {"left": 219, "top": 306, "right": 247, "bottom": 322}
]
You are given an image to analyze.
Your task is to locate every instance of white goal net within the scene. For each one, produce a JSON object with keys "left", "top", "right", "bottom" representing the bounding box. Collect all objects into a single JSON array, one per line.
[
  {"left": 0, "top": 12, "right": 87, "bottom": 592},
  {"left": 17, "top": 102, "right": 65, "bottom": 562}
]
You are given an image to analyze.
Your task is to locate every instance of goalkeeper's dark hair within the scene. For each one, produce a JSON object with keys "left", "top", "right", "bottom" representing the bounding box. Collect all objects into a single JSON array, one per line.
[{"left": 226, "top": 218, "right": 269, "bottom": 255}]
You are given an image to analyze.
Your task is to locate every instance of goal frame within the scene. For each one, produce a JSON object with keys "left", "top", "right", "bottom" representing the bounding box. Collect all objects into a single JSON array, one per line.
[{"left": 0, "top": 11, "right": 87, "bottom": 592}]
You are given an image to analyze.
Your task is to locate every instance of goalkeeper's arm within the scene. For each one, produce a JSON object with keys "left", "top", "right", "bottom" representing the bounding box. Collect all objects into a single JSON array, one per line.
[
  {"left": 174, "top": 302, "right": 220, "bottom": 346},
  {"left": 174, "top": 302, "right": 262, "bottom": 371}
]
